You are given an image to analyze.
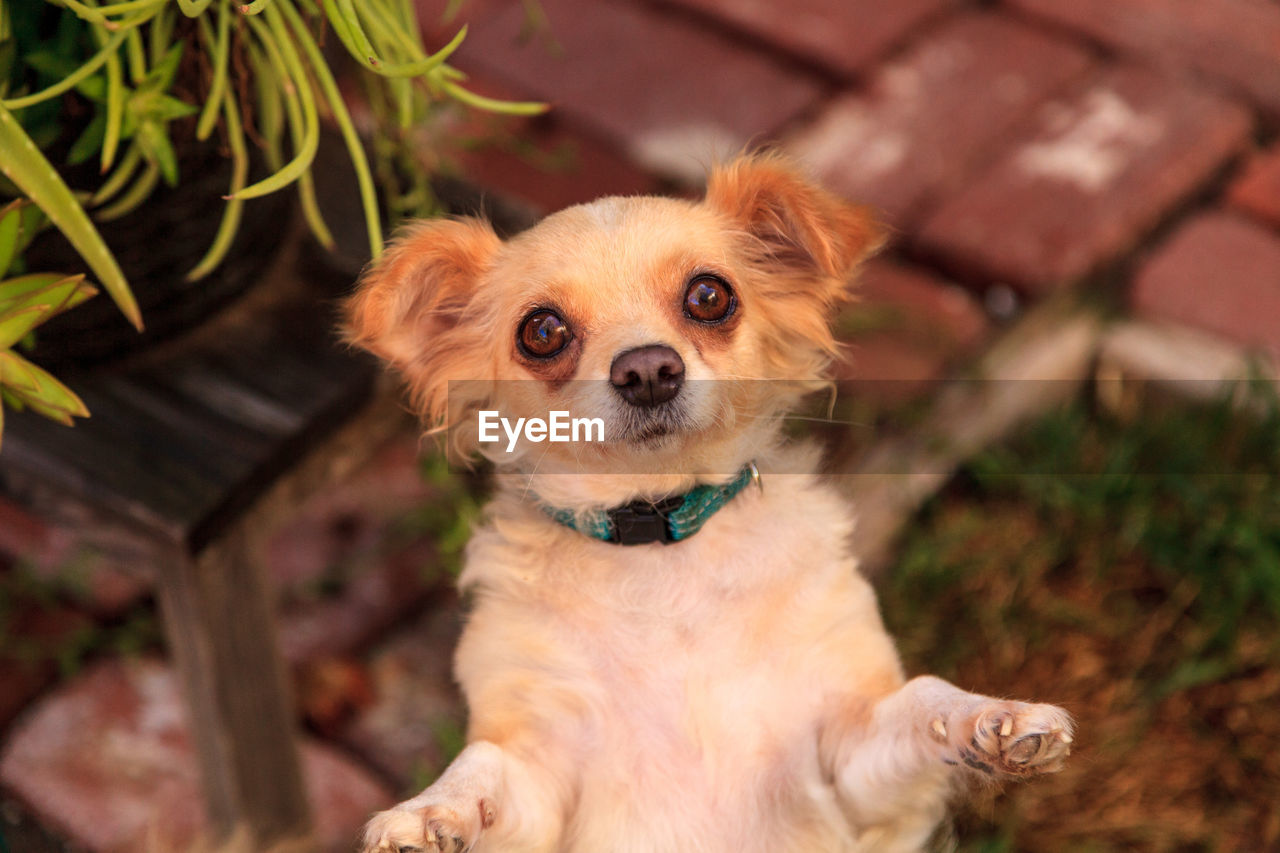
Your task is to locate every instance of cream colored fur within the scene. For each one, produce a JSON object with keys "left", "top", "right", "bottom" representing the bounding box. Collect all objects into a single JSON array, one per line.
[{"left": 346, "top": 155, "right": 1072, "bottom": 853}]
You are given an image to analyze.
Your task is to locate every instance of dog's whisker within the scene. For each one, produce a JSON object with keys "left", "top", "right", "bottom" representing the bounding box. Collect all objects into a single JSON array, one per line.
[
  {"left": 521, "top": 439, "right": 555, "bottom": 501},
  {"left": 731, "top": 411, "right": 874, "bottom": 428}
]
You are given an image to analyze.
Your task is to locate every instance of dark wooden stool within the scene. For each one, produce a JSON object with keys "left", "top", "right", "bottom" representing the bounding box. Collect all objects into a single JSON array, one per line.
[{"left": 0, "top": 240, "right": 402, "bottom": 847}]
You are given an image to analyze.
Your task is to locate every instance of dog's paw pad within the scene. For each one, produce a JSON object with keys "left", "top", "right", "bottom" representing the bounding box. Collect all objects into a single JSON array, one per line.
[
  {"left": 362, "top": 808, "right": 427, "bottom": 852},
  {"left": 362, "top": 805, "right": 482, "bottom": 853},
  {"left": 950, "top": 702, "right": 1074, "bottom": 778}
]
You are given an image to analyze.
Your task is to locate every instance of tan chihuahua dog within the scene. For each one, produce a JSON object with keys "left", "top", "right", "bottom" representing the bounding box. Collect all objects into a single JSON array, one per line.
[{"left": 345, "top": 154, "right": 1072, "bottom": 853}]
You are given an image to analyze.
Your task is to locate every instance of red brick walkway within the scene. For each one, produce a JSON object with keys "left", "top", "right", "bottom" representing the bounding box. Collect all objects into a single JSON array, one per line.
[{"left": 442, "top": 0, "right": 1280, "bottom": 363}]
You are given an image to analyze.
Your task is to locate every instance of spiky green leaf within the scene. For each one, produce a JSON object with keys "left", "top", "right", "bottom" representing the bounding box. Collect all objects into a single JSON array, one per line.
[
  {"left": 68, "top": 110, "right": 107, "bottom": 165},
  {"left": 0, "top": 305, "right": 49, "bottom": 349},
  {"left": 0, "top": 348, "right": 40, "bottom": 392},
  {"left": 15, "top": 197, "right": 46, "bottom": 255},
  {"left": 2, "top": 349, "right": 89, "bottom": 421},
  {"left": 0, "top": 272, "right": 65, "bottom": 306},
  {"left": 134, "top": 120, "right": 178, "bottom": 186},
  {"left": 1, "top": 386, "right": 24, "bottom": 410},
  {"left": 0, "top": 199, "right": 22, "bottom": 276},
  {"left": 130, "top": 90, "right": 199, "bottom": 123},
  {"left": 138, "top": 43, "right": 183, "bottom": 94},
  {"left": 0, "top": 40, "right": 16, "bottom": 95},
  {"left": 0, "top": 103, "right": 139, "bottom": 328},
  {"left": 24, "top": 51, "right": 109, "bottom": 103},
  {"left": 0, "top": 274, "right": 95, "bottom": 318}
]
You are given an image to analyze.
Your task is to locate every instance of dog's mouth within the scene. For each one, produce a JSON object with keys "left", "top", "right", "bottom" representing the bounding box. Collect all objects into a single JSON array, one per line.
[
  {"left": 611, "top": 402, "right": 690, "bottom": 445},
  {"left": 628, "top": 422, "right": 673, "bottom": 444}
]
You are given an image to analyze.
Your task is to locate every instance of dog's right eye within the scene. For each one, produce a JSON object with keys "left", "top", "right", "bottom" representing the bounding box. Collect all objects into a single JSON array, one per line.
[
  {"left": 684, "top": 274, "right": 736, "bottom": 324},
  {"left": 518, "top": 310, "right": 571, "bottom": 358}
]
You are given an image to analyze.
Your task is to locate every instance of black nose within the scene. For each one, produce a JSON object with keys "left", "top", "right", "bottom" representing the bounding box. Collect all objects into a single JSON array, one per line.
[{"left": 610, "top": 345, "right": 685, "bottom": 407}]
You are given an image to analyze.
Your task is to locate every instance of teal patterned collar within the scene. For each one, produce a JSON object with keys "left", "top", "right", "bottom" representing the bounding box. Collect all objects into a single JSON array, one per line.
[{"left": 540, "top": 463, "right": 761, "bottom": 546}]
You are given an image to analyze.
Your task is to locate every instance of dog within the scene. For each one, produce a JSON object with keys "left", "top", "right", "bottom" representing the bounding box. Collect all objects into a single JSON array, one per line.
[{"left": 344, "top": 153, "right": 1073, "bottom": 853}]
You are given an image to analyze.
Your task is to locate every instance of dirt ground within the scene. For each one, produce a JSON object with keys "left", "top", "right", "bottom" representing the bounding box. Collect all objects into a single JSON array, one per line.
[{"left": 880, "top": 391, "right": 1280, "bottom": 852}]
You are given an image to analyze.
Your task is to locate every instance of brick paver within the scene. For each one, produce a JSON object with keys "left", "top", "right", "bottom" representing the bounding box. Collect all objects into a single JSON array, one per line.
[
  {"left": 659, "top": 0, "right": 956, "bottom": 77},
  {"left": 455, "top": 0, "right": 825, "bottom": 179},
  {"left": 0, "top": 499, "right": 149, "bottom": 617},
  {"left": 854, "top": 260, "right": 990, "bottom": 355},
  {"left": 789, "top": 12, "right": 1093, "bottom": 229},
  {"left": 266, "top": 433, "right": 446, "bottom": 664},
  {"left": 0, "top": 659, "right": 390, "bottom": 852},
  {"left": 1132, "top": 212, "right": 1280, "bottom": 356},
  {"left": 276, "top": 539, "right": 440, "bottom": 665},
  {"left": 410, "top": 59, "right": 662, "bottom": 216},
  {"left": 916, "top": 66, "right": 1252, "bottom": 292},
  {"left": 1227, "top": 145, "right": 1280, "bottom": 233},
  {"left": 340, "top": 599, "right": 465, "bottom": 787},
  {"left": 0, "top": 605, "right": 92, "bottom": 731},
  {"left": 1008, "top": 0, "right": 1280, "bottom": 117},
  {"left": 835, "top": 260, "right": 989, "bottom": 398},
  {"left": 451, "top": 118, "right": 661, "bottom": 215}
]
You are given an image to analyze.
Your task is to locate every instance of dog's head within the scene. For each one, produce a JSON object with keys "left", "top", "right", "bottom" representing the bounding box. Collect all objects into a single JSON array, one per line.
[{"left": 345, "top": 153, "right": 881, "bottom": 486}]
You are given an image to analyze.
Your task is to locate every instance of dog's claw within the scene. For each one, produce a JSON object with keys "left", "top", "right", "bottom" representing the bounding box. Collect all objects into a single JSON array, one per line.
[
  {"left": 930, "top": 718, "right": 947, "bottom": 740},
  {"left": 941, "top": 702, "right": 1074, "bottom": 778},
  {"left": 363, "top": 804, "right": 482, "bottom": 853}
]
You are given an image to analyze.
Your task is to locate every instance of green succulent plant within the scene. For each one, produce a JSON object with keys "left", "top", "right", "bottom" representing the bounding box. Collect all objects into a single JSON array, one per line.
[
  {"left": 0, "top": 0, "right": 543, "bottom": 441},
  {"left": 0, "top": 199, "right": 96, "bottom": 447}
]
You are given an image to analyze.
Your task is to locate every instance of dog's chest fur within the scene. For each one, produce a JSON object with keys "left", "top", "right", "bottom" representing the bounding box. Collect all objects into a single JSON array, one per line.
[{"left": 454, "top": 473, "right": 905, "bottom": 852}]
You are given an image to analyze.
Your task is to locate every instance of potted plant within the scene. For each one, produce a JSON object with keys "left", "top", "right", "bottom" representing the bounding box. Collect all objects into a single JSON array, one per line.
[{"left": 0, "top": 0, "right": 543, "bottom": 446}]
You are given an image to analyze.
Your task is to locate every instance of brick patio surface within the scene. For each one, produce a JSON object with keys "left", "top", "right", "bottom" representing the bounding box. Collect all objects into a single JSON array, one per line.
[
  {"left": 789, "top": 12, "right": 1094, "bottom": 229},
  {"left": 659, "top": 0, "right": 956, "bottom": 77},
  {"left": 1132, "top": 212, "right": 1280, "bottom": 357},
  {"left": 1228, "top": 143, "right": 1280, "bottom": 232},
  {"left": 1008, "top": 0, "right": 1280, "bottom": 118},
  {"left": 440, "top": 0, "right": 1275, "bottom": 353},
  {"left": 5, "top": 0, "right": 1280, "bottom": 849},
  {"left": 916, "top": 65, "right": 1251, "bottom": 292},
  {"left": 0, "top": 659, "right": 389, "bottom": 853}
]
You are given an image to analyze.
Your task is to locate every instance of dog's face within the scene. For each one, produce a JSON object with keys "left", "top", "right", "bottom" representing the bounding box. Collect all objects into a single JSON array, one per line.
[{"left": 346, "top": 155, "right": 881, "bottom": 478}]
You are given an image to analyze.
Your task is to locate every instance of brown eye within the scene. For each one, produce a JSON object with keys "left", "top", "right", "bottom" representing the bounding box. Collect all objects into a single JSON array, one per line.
[
  {"left": 518, "top": 309, "right": 571, "bottom": 358},
  {"left": 683, "top": 275, "right": 735, "bottom": 323}
]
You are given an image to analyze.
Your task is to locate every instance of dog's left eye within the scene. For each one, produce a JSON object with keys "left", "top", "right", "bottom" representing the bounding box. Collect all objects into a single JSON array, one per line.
[
  {"left": 518, "top": 309, "right": 572, "bottom": 358},
  {"left": 683, "top": 275, "right": 735, "bottom": 323}
]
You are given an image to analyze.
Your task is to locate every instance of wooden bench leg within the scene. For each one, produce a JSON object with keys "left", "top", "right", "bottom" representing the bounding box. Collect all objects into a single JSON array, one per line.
[{"left": 155, "top": 527, "right": 312, "bottom": 847}]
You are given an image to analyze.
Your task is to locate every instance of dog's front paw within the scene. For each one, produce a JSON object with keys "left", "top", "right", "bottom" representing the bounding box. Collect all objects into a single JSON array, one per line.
[
  {"left": 361, "top": 800, "right": 495, "bottom": 853},
  {"left": 931, "top": 700, "right": 1073, "bottom": 778}
]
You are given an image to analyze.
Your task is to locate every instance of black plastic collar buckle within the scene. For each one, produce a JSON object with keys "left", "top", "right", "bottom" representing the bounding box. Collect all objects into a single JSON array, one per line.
[{"left": 608, "top": 496, "right": 683, "bottom": 545}]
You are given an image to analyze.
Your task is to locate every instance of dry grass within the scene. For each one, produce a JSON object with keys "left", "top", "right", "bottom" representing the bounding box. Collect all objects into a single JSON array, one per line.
[{"left": 881, "top": 388, "right": 1280, "bottom": 852}]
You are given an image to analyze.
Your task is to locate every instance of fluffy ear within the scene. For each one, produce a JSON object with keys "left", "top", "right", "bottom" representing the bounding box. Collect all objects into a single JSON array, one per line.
[
  {"left": 705, "top": 153, "right": 885, "bottom": 373},
  {"left": 344, "top": 217, "right": 501, "bottom": 423},
  {"left": 705, "top": 152, "right": 884, "bottom": 282}
]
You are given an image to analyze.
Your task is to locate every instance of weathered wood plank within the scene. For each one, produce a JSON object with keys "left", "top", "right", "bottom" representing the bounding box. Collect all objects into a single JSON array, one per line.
[
  {"left": 2, "top": 383, "right": 212, "bottom": 540},
  {"left": 139, "top": 355, "right": 303, "bottom": 436},
  {"left": 0, "top": 301, "right": 374, "bottom": 549},
  {"left": 154, "top": 529, "right": 312, "bottom": 848}
]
